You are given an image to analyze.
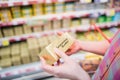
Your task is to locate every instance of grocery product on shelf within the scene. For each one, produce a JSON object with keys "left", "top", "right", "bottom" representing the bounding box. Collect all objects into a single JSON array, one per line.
[
  {"left": 44, "top": 20, "right": 52, "bottom": 31},
  {"left": 11, "top": 6, "right": 22, "bottom": 18},
  {"left": 14, "top": 25, "right": 24, "bottom": 35},
  {"left": 2, "top": 27, "right": 14, "bottom": 37},
  {"left": 0, "top": 29, "right": 3, "bottom": 38},
  {"left": 0, "top": 46, "right": 10, "bottom": 59},
  {"left": 0, "top": 8, "right": 12, "bottom": 22},
  {"left": 71, "top": 18, "right": 80, "bottom": 27},
  {"left": 21, "top": 5, "right": 33, "bottom": 17},
  {"left": 11, "top": 43, "right": 20, "bottom": 57},
  {"left": 54, "top": 2, "right": 64, "bottom": 13},
  {"left": 64, "top": 2, "right": 75, "bottom": 12},
  {"left": 32, "top": 4, "right": 43, "bottom": 16},
  {"left": 52, "top": 19, "right": 62, "bottom": 29},
  {"left": 44, "top": 3, "right": 54, "bottom": 14},
  {"left": 62, "top": 18, "right": 71, "bottom": 28},
  {"left": 0, "top": 58, "right": 12, "bottom": 68},
  {"left": 27, "top": 38, "right": 39, "bottom": 62},
  {"left": 23, "top": 24, "right": 32, "bottom": 34}
]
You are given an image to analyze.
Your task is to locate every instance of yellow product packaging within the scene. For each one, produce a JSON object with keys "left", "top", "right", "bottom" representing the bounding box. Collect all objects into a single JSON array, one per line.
[
  {"left": 11, "top": 43, "right": 20, "bottom": 57},
  {"left": 0, "top": 8, "right": 12, "bottom": 22},
  {"left": 11, "top": 56, "right": 21, "bottom": 66},
  {"left": 27, "top": 38, "right": 40, "bottom": 57},
  {"left": 39, "top": 33, "right": 74, "bottom": 65},
  {"left": 0, "top": 29, "right": 3, "bottom": 38},
  {"left": 0, "top": 58, "right": 12, "bottom": 68},
  {"left": 22, "top": 5, "right": 33, "bottom": 17},
  {"left": 14, "top": 26, "right": 23, "bottom": 35},
  {"left": 11, "top": 6, "right": 21, "bottom": 18},
  {"left": 0, "top": 47, "right": 10, "bottom": 59},
  {"left": 33, "top": 4, "right": 43, "bottom": 16}
]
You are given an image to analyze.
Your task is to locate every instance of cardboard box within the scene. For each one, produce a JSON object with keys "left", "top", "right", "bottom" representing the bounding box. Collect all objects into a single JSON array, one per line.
[
  {"left": 44, "top": 20, "right": 52, "bottom": 31},
  {"left": 62, "top": 18, "right": 71, "bottom": 28},
  {"left": 52, "top": 19, "right": 62, "bottom": 29},
  {"left": 11, "top": 43, "right": 20, "bottom": 57},
  {"left": 27, "top": 38, "right": 40, "bottom": 57},
  {"left": 11, "top": 56, "right": 21, "bottom": 66},
  {"left": 39, "top": 33, "right": 74, "bottom": 65},
  {"left": 23, "top": 25, "right": 32, "bottom": 34},
  {"left": 3, "top": 27, "right": 14, "bottom": 37},
  {"left": 0, "top": 47, "right": 10, "bottom": 59},
  {"left": 0, "top": 58, "right": 12, "bottom": 68},
  {"left": 14, "top": 26, "right": 23, "bottom": 35},
  {"left": 0, "top": 29, "right": 3, "bottom": 38}
]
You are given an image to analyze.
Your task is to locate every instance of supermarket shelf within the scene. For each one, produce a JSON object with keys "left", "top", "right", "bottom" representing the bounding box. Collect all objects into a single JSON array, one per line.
[
  {"left": 0, "top": 21, "right": 119, "bottom": 47},
  {"left": 0, "top": 0, "right": 75, "bottom": 8},
  {"left": 0, "top": 8, "right": 120, "bottom": 27},
  {"left": 0, "top": 53, "right": 85, "bottom": 80}
]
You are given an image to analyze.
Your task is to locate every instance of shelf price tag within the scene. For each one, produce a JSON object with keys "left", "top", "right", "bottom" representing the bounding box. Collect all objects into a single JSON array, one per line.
[
  {"left": 106, "top": 9, "right": 115, "bottom": 16},
  {"left": 2, "top": 39, "right": 9, "bottom": 46}
]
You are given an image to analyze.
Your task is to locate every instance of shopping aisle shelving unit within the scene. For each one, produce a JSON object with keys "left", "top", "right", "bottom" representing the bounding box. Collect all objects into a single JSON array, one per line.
[{"left": 0, "top": 0, "right": 120, "bottom": 80}]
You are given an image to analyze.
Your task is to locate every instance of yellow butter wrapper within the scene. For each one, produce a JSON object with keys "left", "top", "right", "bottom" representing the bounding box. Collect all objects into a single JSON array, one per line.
[{"left": 39, "top": 33, "right": 74, "bottom": 65}]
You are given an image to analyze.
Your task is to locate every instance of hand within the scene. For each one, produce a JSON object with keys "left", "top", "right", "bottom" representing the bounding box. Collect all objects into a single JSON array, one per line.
[
  {"left": 57, "top": 32, "right": 81, "bottom": 55},
  {"left": 40, "top": 48, "right": 90, "bottom": 80}
]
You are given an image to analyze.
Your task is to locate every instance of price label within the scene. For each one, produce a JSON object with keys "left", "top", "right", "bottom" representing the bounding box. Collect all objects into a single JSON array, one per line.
[
  {"left": 2, "top": 39, "right": 9, "bottom": 46},
  {"left": 106, "top": 9, "right": 115, "bottom": 16}
]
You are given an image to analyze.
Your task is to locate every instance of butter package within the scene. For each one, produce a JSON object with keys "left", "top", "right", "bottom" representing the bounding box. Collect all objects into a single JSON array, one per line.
[{"left": 39, "top": 33, "right": 74, "bottom": 65}]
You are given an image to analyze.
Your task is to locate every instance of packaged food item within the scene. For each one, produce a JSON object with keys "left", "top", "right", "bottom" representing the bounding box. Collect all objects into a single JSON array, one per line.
[
  {"left": 44, "top": 3, "right": 54, "bottom": 14},
  {"left": 11, "top": 43, "right": 20, "bottom": 57},
  {"left": 0, "top": 8, "right": 12, "bottom": 22},
  {"left": 0, "top": 47, "right": 10, "bottom": 59},
  {"left": 106, "top": 16, "right": 112, "bottom": 22},
  {"left": 97, "top": 15, "right": 106, "bottom": 23},
  {"left": 54, "top": 2, "right": 64, "bottom": 13},
  {"left": 64, "top": 2, "right": 74, "bottom": 12},
  {"left": 52, "top": 19, "right": 62, "bottom": 29},
  {"left": 33, "top": 25, "right": 43, "bottom": 32},
  {"left": 27, "top": 38, "right": 40, "bottom": 57},
  {"left": 23, "top": 24, "right": 32, "bottom": 34},
  {"left": 44, "top": 20, "right": 52, "bottom": 31},
  {"left": 39, "top": 33, "right": 74, "bottom": 65},
  {"left": 20, "top": 42, "right": 30, "bottom": 64},
  {"left": 62, "top": 18, "right": 71, "bottom": 28},
  {"left": 81, "top": 18, "right": 90, "bottom": 25},
  {"left": 38, "top": 37, "right": 49, "bottom": 51},
  {"left": 11, "top": 6, "right": 22, "bottom": 18},
  {"left": 0, "top": 58, "right": 12, "bottom": 68},
  {"left": 3, "top": 27, "right": 14, "bottom": 37},
  {"left": 14, "top": 26, "right": 23, "bottom": 35},
  {"left": 22, "top": 5, "right": 33, "bottom": 17},
  {"left": 72, "top": 18, "right": 80, "bottom": 27},
  {"left": 0, "top": 29, "right": 3, "bottom": 38},
  {"left": 11, "top": 56, "right": 21, "bottom": 66},
  {"left": 33, "top": 4, "right": 43, "bottom": 16}
]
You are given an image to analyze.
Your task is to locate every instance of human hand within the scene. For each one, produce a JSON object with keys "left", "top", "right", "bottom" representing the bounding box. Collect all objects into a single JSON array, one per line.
[
  {"left": 40, "top": 48, "right": 90, "bottom": 80},
  {"left": 57, "top": 32, "right": 81, "bottom": 56}
]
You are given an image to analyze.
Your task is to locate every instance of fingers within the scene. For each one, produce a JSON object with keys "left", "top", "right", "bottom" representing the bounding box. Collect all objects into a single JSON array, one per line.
[
  {"left": 40, "top": 57, "right": 56, "bottom": 74},
  {"left": 54, "top": 48, "right": 68, "bottom": 60},
  {"left": 57, "top": 32, "right": 63, "bottom": 36}
]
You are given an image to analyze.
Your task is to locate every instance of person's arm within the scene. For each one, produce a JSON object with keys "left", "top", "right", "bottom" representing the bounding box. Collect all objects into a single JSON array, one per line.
[
  {"left": 79, "top": 40, "right": 110, "bottom": 55},
  {"left": 40, "top": 48, "right": 91, "bottom": 80}
]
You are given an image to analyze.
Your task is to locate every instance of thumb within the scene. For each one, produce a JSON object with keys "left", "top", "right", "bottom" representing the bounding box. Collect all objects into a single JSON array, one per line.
[{"left": 54, "top": 48, "right": 68, "bottom": 60}]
